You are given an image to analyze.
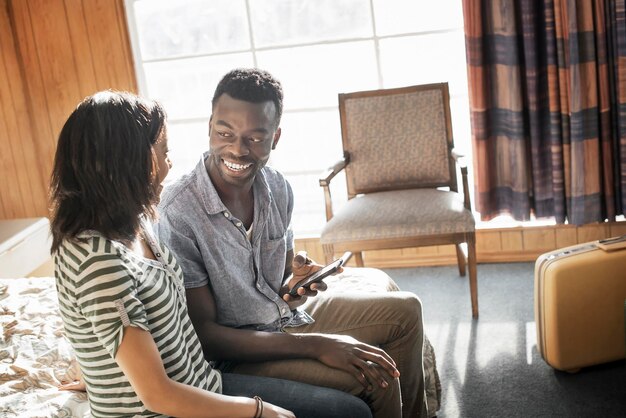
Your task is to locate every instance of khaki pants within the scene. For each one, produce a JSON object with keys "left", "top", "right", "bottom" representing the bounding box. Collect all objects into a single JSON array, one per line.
[{"left": 231, "top": 268, "right": 428, "bottom": 418}]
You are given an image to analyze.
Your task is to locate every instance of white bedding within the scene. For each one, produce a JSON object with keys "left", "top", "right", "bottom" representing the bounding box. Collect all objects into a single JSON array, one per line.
[{"left": 0, "top": 278, "right": 88, "bottom": 418}]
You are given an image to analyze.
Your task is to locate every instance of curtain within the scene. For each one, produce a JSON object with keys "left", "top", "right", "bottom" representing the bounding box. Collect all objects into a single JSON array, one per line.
[{"left": 463, "top": 0, "right": 626, "bottom": 224}]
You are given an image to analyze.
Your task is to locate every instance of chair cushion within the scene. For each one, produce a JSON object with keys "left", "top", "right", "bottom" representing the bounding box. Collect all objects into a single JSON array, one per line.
[{"left": 320, "top": 189, "right": 475, "bottom": 243}]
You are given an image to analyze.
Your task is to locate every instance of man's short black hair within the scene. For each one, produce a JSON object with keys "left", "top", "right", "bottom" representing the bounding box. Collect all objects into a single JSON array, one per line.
[{"left": 212, "top": 68, "right": 283, "bottom": 127}]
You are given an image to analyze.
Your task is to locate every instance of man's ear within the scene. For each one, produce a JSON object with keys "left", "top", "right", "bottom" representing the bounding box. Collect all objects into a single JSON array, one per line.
[
  {"left": 208, "top": 115, "right": 213, "bottom": 136},
  {"left": 272, "top": 127, "right": 282, "bottom": 150}
]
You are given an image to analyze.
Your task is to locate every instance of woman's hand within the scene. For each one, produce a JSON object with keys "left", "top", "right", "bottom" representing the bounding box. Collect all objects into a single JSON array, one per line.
[
  {"left": 58, "top": 379, "right": 86, "bottom": 392},
  {"left": 262, "top": 401, "right": 296, "bottom": 418},
  {"left": 58, "top": 362, "right": 87, "bottom": 392}
]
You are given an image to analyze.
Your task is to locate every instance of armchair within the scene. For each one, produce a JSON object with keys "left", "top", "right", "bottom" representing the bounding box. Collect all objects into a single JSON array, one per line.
[{"left": 319, "top": 83, "right": 478, "bottom": 317}]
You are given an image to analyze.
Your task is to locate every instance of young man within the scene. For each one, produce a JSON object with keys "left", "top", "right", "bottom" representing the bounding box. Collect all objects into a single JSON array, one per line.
[{"left": 156, "top": 68, "right": 428, "bottom": 418}]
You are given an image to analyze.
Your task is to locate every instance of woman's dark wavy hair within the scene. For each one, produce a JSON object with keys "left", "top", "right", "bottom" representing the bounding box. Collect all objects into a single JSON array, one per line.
[
  {"left": 212, "top": 68, "right": 283, "bottom": 127},
  {"left": 49, "top": 91, "right": 166, "bottom": 253}
]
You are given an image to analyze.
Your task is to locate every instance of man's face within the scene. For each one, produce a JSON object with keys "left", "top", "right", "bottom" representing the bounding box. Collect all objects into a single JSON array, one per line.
[{"left": 207, "top": 93, "right": 281, "bottom": 190}]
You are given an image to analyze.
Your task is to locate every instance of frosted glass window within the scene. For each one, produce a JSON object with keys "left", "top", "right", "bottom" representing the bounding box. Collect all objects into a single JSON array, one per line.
[
  {"left": 144, "top": 53, "right": 253, "bottom": 120},
  {"left": 133, "top": 0, "right": 249, "bottom": 60},
  {"left": 257, "top": 42, "right": 379, "bottom": 109},
  {"left": 126, "top": 0, "right": 470, "bottom": 235},
  {"left": 249, "top": 0, "right": 372, "bottom": 48},
  {"left": 373, "top": 0, "right": 463, "bottom": 36},
  {"left": 165, "top": 121, "right": 209, "bottom": 182},
  {"left": 286, "top": 172, "right": 347, "bottom": 236},
  {"left": 449, "top": 97, "right": 475, "bottom": 205},
  {"left": 379, "top": 31, "right": 468, "bottom": 96},
  {"left": 269, "top": 110, "right": 343, "bottom": 174},
  {"left": 450, "top": 97, "right": 472, "bottom": 155}
]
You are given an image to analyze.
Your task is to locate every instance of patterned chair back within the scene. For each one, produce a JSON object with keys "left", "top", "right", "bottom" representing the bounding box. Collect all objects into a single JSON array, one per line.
[{"left": 339, "top": 83, "right": 457, "bottom": 198}]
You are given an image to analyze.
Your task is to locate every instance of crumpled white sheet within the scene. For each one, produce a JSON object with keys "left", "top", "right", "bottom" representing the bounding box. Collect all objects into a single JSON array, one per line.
[{"left": 0, "top": 278, "right": 89, "bottom": 418}]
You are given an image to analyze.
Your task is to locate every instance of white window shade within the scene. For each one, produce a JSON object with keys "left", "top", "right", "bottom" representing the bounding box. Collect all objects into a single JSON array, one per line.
[{"left": 125, "top": 0, "right": 470, "bottom": 237}]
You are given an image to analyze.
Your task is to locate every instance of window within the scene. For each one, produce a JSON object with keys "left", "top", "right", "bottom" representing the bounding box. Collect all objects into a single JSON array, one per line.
[{"left": 125, "top": 0, "right": 470, "bottom": 236}]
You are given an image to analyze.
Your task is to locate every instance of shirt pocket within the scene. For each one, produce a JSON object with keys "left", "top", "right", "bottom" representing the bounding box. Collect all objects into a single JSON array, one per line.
[{"left": 260, "top": 233, "right": 287, "bottom": 291}]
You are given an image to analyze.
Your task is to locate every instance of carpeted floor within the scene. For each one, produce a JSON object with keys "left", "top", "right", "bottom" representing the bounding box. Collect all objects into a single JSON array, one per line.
[{"left": 384, "top": 262, "right": 626, "bottom": 418}]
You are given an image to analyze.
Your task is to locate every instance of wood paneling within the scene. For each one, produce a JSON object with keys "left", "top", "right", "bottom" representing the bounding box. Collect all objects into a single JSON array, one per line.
[
  {"left": 0, "top": 0, "right": 136, "bottom": 220},
  {"left": 610, "top": 223, "right": 626, "bottom": 236},
  {"left": 0, "top": 0, "right": 46, "bottom": 218},
  {"left": 500, "top": 230, "right": 523, "bottom": 252},
  {"left": 295, "top": 222, "right": 626, "bottom": 268},
  {"left": 555, "top": 225, "right": 578, "bottom": 248},
  {"left": 577, "top": 223, "right": 609, "bottom": 242},
  {"left": 523, "top": 228, "right": 556, "bottom": 252}
]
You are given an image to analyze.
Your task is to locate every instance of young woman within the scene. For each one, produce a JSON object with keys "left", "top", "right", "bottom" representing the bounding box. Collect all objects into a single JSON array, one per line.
[{"left": 50, "top": 91, "right": 372, "bottom": 418}]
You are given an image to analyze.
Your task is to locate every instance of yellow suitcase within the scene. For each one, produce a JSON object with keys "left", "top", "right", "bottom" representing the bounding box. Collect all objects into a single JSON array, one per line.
[{"left": 534, "top": 238, "right": 626, "bottom": 372}]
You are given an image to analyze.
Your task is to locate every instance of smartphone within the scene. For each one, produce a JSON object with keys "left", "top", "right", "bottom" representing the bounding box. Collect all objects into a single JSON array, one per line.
[{"left": 288, "top": 252, "right": 351, "bottom": 297}]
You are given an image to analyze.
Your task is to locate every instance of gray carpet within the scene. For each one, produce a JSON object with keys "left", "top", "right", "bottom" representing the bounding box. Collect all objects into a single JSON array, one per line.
[{"left": 384, "top": 262, "right": 626, "bottom": 418}]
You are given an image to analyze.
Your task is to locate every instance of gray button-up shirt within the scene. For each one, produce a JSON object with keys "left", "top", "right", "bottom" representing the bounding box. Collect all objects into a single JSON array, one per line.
[{"left": 155, "top": 153, "right": 295, "bottom": 330}]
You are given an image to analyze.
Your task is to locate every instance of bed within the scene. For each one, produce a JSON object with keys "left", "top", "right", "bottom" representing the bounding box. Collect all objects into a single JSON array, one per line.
[
  {"left": 1, "top": 273, "right": 440, "bottom": 417},
  {"left": 0, "top": 277, "right": 88, "bottom": 417}
]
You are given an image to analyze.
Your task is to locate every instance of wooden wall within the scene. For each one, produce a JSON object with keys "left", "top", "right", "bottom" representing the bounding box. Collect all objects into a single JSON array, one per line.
[
  {"left": 296, "top": 221, "right": 626, "bottom": 268},
  {"left": 0, "top": 0, "right": 136, "bottom": 220}
]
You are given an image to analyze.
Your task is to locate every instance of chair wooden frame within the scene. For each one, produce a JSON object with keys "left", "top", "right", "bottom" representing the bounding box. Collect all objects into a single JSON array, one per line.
[{"left": 319, "top": 83, "right": 478, "bottom": 318}]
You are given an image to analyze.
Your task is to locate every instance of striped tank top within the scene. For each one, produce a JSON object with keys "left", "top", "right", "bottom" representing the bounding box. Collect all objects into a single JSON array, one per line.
[{"left": 54, "top": 226, "right": 221, "bottom": 417}]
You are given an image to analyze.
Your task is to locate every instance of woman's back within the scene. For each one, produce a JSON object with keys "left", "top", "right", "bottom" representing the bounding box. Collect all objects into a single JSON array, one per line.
[{"left": 54, "top": 228, "right": 221, "bottom": 417}]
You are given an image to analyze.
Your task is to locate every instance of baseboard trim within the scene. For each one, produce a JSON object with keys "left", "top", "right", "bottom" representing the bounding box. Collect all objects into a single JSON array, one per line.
[{"left": 295, "top": 222, "right": 626, "bottom": 268}]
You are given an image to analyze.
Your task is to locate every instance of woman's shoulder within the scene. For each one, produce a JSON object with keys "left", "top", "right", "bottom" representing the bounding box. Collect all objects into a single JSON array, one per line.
[{"left": 56, "top": 233, "right": 126, "bottom": 271}]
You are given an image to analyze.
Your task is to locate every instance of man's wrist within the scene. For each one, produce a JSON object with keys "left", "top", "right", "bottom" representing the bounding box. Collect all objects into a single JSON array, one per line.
[{"left": 292, "top": 333, "right": 325, "bottom": 359}]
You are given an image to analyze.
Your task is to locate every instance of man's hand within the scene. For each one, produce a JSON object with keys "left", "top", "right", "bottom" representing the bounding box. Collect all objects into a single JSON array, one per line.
[
  {"left": 312, "top": 334, "right": 400, "bottom": 391},
  {"left": 281, "top": 251, "right": 338, "bottom": 309}
]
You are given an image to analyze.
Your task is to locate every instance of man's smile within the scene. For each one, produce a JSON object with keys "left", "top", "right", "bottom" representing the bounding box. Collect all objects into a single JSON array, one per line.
[{"left": 222, "top": 158, "right": 252, "bottom": 172}]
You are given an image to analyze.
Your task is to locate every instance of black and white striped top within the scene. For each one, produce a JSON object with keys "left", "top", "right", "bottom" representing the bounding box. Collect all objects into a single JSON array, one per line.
[{"left": 54, "top": 226, "right": 221, "bottom": 417}]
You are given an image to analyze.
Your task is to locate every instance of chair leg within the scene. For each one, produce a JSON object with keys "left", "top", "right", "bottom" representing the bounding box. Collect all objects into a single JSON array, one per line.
[
  {"left": 455, "top": 244, "right": 467, "bottom": 277},
  {"left": 468, "top": 237, "right": 478, "bottom": 318},
  {"left": 354, "top": 251, "right": 364, "bottom": 267}
]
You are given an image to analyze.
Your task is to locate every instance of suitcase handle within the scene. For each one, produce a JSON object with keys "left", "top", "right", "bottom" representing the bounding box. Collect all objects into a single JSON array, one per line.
[{"left": 596, "top": 235, "right": 626, "bottom": 252}]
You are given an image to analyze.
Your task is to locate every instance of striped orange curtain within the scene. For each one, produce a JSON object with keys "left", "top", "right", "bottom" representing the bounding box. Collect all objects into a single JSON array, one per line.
[{"left": 463, "top": 0, "right": 626, "bottom": 224}]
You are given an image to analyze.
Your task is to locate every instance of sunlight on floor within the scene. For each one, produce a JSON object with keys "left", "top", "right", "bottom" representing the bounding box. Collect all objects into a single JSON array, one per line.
[
  {"left": 526, "top": 322, "right": 537, "bottom": 365},
  {"left": 428, "top": 321, "right": 520, "bottom": 371},
  {"left": 443, "top": 380, "right": 460, "bottom": 417},
  {"left": 425, "top": 320, "right": 535, "bottom": 417}
]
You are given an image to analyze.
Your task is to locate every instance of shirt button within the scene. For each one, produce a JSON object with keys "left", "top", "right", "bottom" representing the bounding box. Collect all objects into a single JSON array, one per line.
[
  {"left": 224, "top": 212, "right": 230, "bottom": 218},
  {"left": 235, "top": 221, "right": 242, "bottom": 227},
  {"left": 281, "top": 307, "right": 287, "bottom": 314}
]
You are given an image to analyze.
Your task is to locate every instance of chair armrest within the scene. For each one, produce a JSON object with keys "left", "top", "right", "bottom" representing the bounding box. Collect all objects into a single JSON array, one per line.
[
  {"left": 318, "top": 153, "right": 350, "bottom": 221},
  {"left": 319, "top": 154, "right": 349, "bottom": 187},
  {"left": 451, "top": 148, "right": 466, "bottom": 168},
  {"left": 451, "top": 149, "right": 472, "bottom": 211}
]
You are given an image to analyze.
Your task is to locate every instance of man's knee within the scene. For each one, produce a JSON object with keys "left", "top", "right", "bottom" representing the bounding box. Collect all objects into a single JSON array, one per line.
[
  {"left": 396, "top": 292, "right": 423, "bottom": 322},
  {"left": 376, "top": 291, "right": 423, "bottom": 327}
]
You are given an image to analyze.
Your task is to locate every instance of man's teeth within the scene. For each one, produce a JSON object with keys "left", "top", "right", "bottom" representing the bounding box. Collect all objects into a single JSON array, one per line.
[{"left": 223, "top": 160, "right": 252, "bottom": 171}]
